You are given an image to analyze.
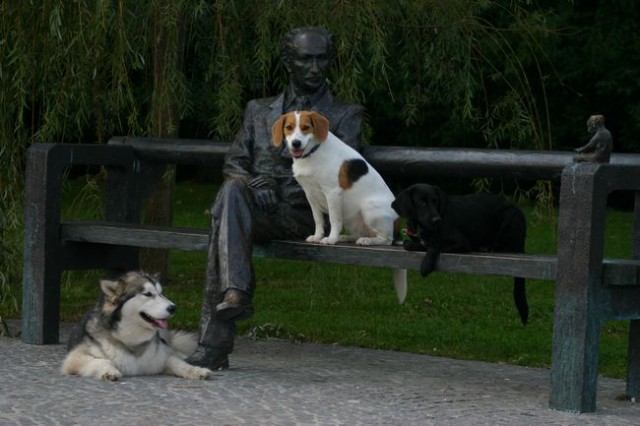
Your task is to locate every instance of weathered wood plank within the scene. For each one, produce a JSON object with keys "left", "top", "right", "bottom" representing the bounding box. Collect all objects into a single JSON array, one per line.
[
  {"left": 61, "top": 221, "right": 211, "bottom": 252},
  {"left": 60, "top": 221, "right": 640, "bottom": 286},
  {"left": 262, "top": 240, "right": 560, "bottom": 281},
  {"left": 109, "top": 136, "right": 229, "bottom": 165},
  {"left": 603, "top": 259, "right": 640, "bottom": 287},
  {"left": 108, "top": 136, "right": 640, "bottom": 181},
  {"left": 61, "top": 221, "right": 562, "bottom": 281}
]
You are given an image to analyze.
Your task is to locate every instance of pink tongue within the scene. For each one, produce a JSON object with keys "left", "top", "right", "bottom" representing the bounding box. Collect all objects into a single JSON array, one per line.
[{"left": 155, "top": 319, "right": 169, "bottom": 329}]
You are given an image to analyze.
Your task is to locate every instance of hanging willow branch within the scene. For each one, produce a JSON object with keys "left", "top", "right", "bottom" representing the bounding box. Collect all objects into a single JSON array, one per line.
[{"left": 0, "top": 0, "right": 567, "bottom": 305}]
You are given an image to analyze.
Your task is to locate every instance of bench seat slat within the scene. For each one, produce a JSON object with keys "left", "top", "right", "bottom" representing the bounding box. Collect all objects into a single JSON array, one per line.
[
  {"left": 262, "top": 239, "right": 559, "bottom": 280},
  {"left": 60, "top": 221, "right": 640, "bottom": 285},
  {"left": 61, "top": 221, "right": 558, "bottom": 281}
]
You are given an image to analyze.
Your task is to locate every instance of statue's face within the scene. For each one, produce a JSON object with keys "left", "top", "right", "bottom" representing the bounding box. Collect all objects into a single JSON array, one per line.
[
  {"left": 287, "top": 31, "right": 331, "bottom": 94},
  {"left": 587, "top": 116, "right": 602, "bottom": 133}
]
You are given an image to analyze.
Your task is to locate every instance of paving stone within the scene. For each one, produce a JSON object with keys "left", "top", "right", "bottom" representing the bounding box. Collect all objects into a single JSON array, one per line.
[{"left": 0, "top": 321, "right": 636, "bottom": 425}]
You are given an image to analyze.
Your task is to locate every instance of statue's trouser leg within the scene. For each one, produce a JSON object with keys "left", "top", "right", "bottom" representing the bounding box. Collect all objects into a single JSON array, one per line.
[
  {"left": 190, "top": 179, "right": 314, "bottom": 366},
  {"left": 215, "top": 180, "right": 256, "bottom": 296},
  {"left": 194, "top": 180, "right": 250, "bottom": 356}
]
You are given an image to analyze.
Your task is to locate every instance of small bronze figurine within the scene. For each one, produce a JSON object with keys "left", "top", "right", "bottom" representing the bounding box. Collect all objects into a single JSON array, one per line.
[{"left": 574, "top": 114, "right": 612, "bottom": 163}]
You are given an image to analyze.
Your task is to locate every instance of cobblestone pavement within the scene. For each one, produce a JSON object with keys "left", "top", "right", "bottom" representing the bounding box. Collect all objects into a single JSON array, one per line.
[{"left": 0, "top": 321, "right": 637, "bottom": 425}]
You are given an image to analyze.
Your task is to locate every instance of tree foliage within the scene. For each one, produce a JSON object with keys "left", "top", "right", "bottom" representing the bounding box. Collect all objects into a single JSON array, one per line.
[{"left": 2, "top": 0, "right": 639, "bottom": 300}]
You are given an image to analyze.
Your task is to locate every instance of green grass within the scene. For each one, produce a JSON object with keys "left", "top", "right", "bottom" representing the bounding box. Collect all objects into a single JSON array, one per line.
[{"left": 9, "top": 179, "right": 637, "bottom": 379}]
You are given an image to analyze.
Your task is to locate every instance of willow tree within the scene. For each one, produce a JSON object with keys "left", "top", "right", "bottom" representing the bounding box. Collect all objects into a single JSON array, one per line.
[
  {"left": 0, "top": 0, "right": 195, "bottom": 308},
  {"left": 1, "top": 0, "right": 565, "bottom": 310}
]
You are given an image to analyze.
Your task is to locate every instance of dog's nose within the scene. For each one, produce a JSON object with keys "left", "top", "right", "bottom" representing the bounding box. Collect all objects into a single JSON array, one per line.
[
  {"left": 292, "top": 139, "right": 302, "bottom": 149},
  {"left": 167, "top": 304, "right": 176, "bottom": 314}
]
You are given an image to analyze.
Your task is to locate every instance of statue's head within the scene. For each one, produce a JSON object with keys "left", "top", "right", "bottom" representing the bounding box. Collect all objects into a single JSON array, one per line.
[
  {"left": 281, "top": 27, "right": 336, "bottom": 95},
  {"left": 587, "top": 114, "right": 605, "bottom": 133}
]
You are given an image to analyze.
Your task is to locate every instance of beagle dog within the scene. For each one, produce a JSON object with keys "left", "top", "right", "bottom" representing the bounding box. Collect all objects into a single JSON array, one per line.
[{"left": 272, "top": 110, "right": 407, "bottom": 303}]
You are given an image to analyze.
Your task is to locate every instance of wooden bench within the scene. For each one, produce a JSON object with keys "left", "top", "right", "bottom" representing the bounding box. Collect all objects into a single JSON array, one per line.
[{"left": 21, "top": 137, "right": 640, "bottom": 413}]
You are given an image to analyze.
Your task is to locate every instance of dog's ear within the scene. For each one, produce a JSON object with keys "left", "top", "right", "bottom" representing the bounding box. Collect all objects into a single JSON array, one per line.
[
  {"left": 100, "top": 278, "right": 124, "bottom": 299},
  {"left": 434, "top": 185, "right": 447, "bottom": 212},
  {"left": 391, "top": 186, "right": 414, "bottom": 218},
  {"left": 309, "top": 111, "right": 329, "bottom": 141},
  {"left": 271, "top": 114, "right": 286, "bottom": 147}
]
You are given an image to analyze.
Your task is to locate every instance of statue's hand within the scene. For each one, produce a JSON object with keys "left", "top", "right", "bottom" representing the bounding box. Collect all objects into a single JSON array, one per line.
[
  {"left": 247, "top": 176, "right": 275, "bottom": 190},
  {"left": 248, "top": 176, "right": 278, "bottom": 211}
]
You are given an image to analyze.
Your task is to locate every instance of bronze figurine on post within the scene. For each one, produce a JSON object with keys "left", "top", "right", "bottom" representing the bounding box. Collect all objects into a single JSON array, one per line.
[{"left": 573, "top": 114, "right": 612, "bottom": 163}]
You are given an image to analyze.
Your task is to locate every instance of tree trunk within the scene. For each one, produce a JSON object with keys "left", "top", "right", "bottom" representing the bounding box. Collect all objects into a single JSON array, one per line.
[{"left": 140, "top": 5, "right": 185, "bottom": 279}]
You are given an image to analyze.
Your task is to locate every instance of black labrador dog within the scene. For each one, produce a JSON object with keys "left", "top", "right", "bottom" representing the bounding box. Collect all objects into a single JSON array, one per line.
[{"left": 391, "top": 183, "right": 528, "bottom": 325}]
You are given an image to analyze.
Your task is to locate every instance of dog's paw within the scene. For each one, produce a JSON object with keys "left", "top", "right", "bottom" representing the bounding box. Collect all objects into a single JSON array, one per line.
[
  {"left": 185, "top": 366, "right": 214, "bottom": 380},
  {"left": 320, "top": 236, "right": 338, "bottom": 245},
  {"left": 403, "top": 239, "right": 426, "bottom": 252},
  {"left": 306, "top": 234, "right": 323, "bottom": 243},
  {"left": 420, "top": 254, "right": 437, "bottom": 277},
  {"left": 101, "top": 369, "right": 122, "bottom": 382},
  {"left": 356, "top": 237, "right": 391, "bottom": 246},
  {"left": 355, "top": 237, "right": 372, "bottom": 246}
]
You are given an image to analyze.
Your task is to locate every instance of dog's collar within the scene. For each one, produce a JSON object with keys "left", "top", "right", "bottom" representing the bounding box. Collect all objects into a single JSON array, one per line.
[
  {"left": 404, "top": 224, "right": 418, "bottom": 238},
  {"left": 301, "top": 143, "right": 321, "bottom": 159}
]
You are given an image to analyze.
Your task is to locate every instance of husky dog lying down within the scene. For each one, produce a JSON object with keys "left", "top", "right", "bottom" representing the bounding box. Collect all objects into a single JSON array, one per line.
[{"left": 61, "top": 271, "right": 213, "bottom": 381}]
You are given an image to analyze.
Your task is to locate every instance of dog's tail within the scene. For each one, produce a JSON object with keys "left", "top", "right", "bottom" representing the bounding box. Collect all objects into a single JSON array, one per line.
[
  {"left": 496, "top": 205, "right": 529, "bottom": 325},
  {"left": 513, "top": 277, "right": 528, "bottom": 325},
  {"left": 169, "top": 330, "right": 199, "bottom": 359},
  {"left": 393, "top": 268, "right": 408, "bottom": 304}
]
